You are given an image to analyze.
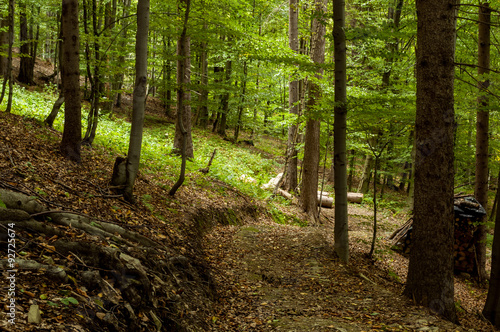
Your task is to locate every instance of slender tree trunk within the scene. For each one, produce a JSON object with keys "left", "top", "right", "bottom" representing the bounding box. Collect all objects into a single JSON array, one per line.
[
  {"left": 172, "top": 21, "right": 194, "bottom": 159},
  {"left": 170, "top": 0, "right": 191, "bottom": 196},
  {"left": 234, "top": 62, "right": 247, "bottom": 142},
  {"left": 217, "top": 59, "right": 232, "bottom": 138},
  {"left": 0, "top": 15, "right": 9, "bottom": 77},
  {"left": 60, "top": 0, "right": 82, "bottom": 163},
  {"left": 333, "top": 0, "right": 348, "bottom": 262},
  {"left": 347, "top": 149, "right": 355, "bottom": 192},
  {"left": 123, "top": 0, "right": 149, "bottom": 202},
  {"left": 403, "top": 0, "right": 458, "bottom": 323},
  {"left": 114, "top": 0, "right": 131, "bottom": 108},
  {"left": 197, "top": 31, "right": 209, "bottom": 128},
  {"left": 300, "top": 0, "right": 326, "bottom": 221},
  {"left": 82, "top": 0, "right": 102, "bottom": 146},
  {"left": 286, "top": 0, "right": 300, "bottom": 192},
  {"left": 474, "top": 2, "right": 490, "bottom": 282}
]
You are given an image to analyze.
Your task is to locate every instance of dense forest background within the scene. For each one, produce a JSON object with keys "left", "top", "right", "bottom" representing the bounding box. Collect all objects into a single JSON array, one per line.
[{"left": 2, "top": 0, "right": 500, "bottom": 331}]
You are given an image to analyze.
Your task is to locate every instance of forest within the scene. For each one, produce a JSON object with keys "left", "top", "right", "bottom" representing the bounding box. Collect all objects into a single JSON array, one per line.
[{"left": 1, "top": 0, "right": 500, "bottom": 331}]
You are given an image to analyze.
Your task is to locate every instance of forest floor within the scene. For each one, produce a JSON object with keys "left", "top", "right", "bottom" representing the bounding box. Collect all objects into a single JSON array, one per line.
[{"left": 0, "top": 60, "right": 498, "bottom": 331}]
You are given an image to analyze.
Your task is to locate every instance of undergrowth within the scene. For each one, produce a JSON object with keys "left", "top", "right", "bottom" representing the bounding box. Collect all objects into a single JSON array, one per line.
[{"left": 1, "top": 84, "right": 281, "bottom": 201}]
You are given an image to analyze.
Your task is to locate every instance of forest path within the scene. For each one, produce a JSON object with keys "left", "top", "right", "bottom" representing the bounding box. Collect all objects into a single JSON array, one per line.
[{"left": 204, "top": 209, "right": 469, "bottom": 332}]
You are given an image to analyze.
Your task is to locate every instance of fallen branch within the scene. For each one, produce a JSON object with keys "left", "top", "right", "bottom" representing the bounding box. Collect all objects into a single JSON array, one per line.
[{"left": 199, "top": 149, "right": 217, "bottom": 174}]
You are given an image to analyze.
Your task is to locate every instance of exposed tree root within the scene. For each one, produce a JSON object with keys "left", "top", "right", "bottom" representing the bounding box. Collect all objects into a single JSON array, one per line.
[{"left": 0, "top": 189, "right": 215, "bottom": 331}]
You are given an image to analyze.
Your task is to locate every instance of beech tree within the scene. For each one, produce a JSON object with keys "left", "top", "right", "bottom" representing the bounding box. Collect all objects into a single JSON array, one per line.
[
  {"left": 172, "top": 0, "right": 194, "bottom": 160},
  {"left": 285, "top": 0, "right": 299, "bottom": 193},
  {"left": 170, "top": 0, "right": 191, "bottom": 196},
  {"left": 403, "top": 0, "right": 458, "bottom": 322},
  {"left": 123, "top": 0, "right": 150, "bottom": 202},
  {"left": 300, "top": 0, "right": 326, "bottom": 220},
  {"left": 60, "top": 0, "right": 81, "bottom": 163}
]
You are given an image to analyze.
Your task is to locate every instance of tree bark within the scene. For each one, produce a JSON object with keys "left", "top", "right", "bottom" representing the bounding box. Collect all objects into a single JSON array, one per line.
[
  {"left": 234, "top": 62, "right": 247, "bottom": 142},
  {"left": 197, "top": 24, "right": 209, "bottom": 128},
  {"left": 483, "top": 167, "right": 500, "bottom": 327},
  {"left": 0, "top": 0, "right": 14, "bottom": 112},
  {"left": 403, "top": 0, "right": 458, "bottom": 323},
  {"left": 358, "top": 154, "right": 373, "bottom": 194},
  {"left": 60, "top": 0, "right": 82, "bottom": 163},
  {"left": 217, "top": 59, "right": 232, "bottom": 138},
  {"left": 170, "top": 0, "right": 191, "bottom": 196},
  {"left": 333, "top": 0, "right": 348, "bottom": 263},
  {"left": 123, "top": 0, "right": 150, "bottom": 203},
  {"left": 286, "top": 0, "right": 300, "bottom": 192},
  {"left": 474, "top": 2, "right": 490, "bottom": 282},
  {"left": 300, "top": 0, "right": 326, "bottom": 220},
  {"left": 0, "top": 16, "right": 8, "bottom": 77},
  {"left": 172, "top": 9, "right": 194, "bottom": 160},
  {"left": 18, "top": 4, "right": 34, "bottom": 85}
]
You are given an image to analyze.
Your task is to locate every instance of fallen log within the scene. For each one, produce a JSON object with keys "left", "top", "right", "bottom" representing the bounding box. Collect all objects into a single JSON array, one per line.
[
  {"left": 318, "top": 196, "right": 333, "bottom": 208},
  {"left": 347, "top": 192, "right": 363, "bottom": 203}
]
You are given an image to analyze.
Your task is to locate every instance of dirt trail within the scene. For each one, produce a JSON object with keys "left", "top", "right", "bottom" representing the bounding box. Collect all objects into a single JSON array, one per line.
[{"left": 204, "top": 207, "right": 491, "bottom": 331}]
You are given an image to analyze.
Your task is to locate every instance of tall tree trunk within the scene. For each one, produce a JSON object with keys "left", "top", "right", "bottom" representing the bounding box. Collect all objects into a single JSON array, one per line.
[
  {"left": 217, "top": 59, "right": 232, "bottom": 137},
  {"left": 403, "top": 0, "right": 458, "bottom": 323},
  {"left": 286, "top": 0, "right": 300, "bottom": 192},
  {"left": 234, "top": 61, "right": 247, "bottom": 142},
  {"left": 170, "top": 0, "right": 191, "bottom": 196},
  {"left": 0, "top": 15, "right": 9, "bottom": 77},
  {"left": 172, "top": 0, "right": 194, "bottom": 159},
  {"left": 0, "top": 0, "right": 14, "bottom": 111},
  {"left": 333, "top": 0, "right": 348, "bottom": 262},
  {"left": 483, "top": 167, "right": 500, "bottom": 327},
  {"left": 123, "top": 0, "right": 149, "bottom": 202},
  {"left": 474, "top": 2, "right": 490, "bottom": 282},
  {"left": 82, "top": 0, "right": 102, "bottom": 146},
  {"left": 197, "top": 31, "right": 209, "bottom": 128},
  {"left": 18, "top": 4, "right": 34, "bottom": 85},
  {"left": 113, "top": 0, "right": 131, "bottom": 109},
  {"left": 300, "top": 0, "right": 326, "bottom": 221},
  {"left": 60, "top": 0, "right": 82, "bottom": 163}
]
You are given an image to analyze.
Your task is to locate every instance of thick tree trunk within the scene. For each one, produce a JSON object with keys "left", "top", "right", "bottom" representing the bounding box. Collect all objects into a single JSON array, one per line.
[
  {"left": 123, "top": 0, "right": 149, "bottom": 202},
  {"left": 484, "top": 168, "right": 500, "bottom": 327},
  {"left": 403, "top": 0, "right": 458, "bottom": 323},
  {"left": 333, "top": 0, "right": 348, "bottom": 263},
  {"left": 286, "top": 0, "right": 300, "bottom": 192},
  {"left": 60, "top": 0, "right": 82, "bottom": 163},
  {"left": 300, "top": 0, "right": 326, "bottom": 220},
  {"left": 18, "top": 5, "right": 34, "bottom": 85},
  {"left": 474, "top": 2, "right": 490, "bottom": 282}
]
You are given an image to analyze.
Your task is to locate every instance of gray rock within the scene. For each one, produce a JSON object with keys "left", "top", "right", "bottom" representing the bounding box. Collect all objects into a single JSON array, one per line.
[{"left": 27, "top": 304, "right": 41, "bottom": 324}]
